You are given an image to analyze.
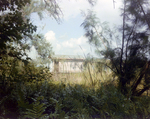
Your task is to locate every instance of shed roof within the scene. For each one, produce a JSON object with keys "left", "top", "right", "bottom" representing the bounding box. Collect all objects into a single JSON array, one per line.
[
  {"left": 52, "top": 55, "right": 85, "bottom": 61},
  {"left": 51, "top": 55, "right": 104, "bottom": 63}
]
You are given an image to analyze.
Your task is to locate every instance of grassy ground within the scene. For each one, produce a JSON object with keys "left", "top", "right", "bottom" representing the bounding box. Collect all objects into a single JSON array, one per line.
[{"left": 52, "top": 67, "right": 112, "bottom": 87}]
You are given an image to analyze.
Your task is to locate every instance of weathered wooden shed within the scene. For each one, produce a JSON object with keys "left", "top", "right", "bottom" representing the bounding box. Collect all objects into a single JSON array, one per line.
[{"left": 52, "top": 55, "right": 85, "bottom": 73}]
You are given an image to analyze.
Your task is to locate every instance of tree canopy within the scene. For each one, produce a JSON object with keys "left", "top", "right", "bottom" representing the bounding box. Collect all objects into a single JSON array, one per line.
[
  {"left": 0, "top": 0, "right": 37, "bottom": 60},
  {"left": 82, "top": 0, "right": 150, "bottom": 97}
]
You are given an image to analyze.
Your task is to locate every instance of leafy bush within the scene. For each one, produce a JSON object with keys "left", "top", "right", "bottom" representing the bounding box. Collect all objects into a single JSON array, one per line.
[{"left": 0, "top": 56, "right": 52, "bottom": 118}]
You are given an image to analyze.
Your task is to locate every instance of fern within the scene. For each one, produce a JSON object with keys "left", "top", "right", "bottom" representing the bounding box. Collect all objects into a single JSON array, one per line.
[
  {"left": 24, "top": 96, "right": 48, "bottom": 119},
  {"left": 48, "top": 98, "right": 67, "bottom": 119}
]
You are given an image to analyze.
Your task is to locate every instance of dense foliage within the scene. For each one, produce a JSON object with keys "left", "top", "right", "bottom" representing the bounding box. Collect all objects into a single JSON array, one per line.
[
  {"left": 1, "top": 0, "right": 150, "bottom": 118},
  {"left": 0, "top": 0, "right": 36, "bottom": 58},
  {"left": 1, "top": 78, "right": 150, "bottom": 118}
]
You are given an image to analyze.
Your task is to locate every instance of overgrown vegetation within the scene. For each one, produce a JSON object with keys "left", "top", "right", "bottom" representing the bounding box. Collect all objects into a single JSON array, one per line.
[
  {"left": 82, "top": 0, "right": 150, "bottom": 97},
  {"left": 1, "top": 0, "right": 150, "bottom": 118},
  {"left": 2, "top": 74, "right": 150, "bottom": 118}
]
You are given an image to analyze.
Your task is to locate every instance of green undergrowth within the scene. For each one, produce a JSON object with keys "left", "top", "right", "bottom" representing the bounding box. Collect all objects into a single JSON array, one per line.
[
  {"left": 1, "top": 58, "right": 150, "bottom": 119},
  {"left": 1, "top": 79, "right": 150, "bottom": 119}
]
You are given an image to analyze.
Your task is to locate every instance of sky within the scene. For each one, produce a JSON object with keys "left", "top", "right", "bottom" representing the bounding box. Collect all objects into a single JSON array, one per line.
[{"left": 28, "top": 0, "right": 123, "bottom": 59}]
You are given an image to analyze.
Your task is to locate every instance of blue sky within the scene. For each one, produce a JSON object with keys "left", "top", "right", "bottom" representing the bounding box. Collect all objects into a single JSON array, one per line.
[{"left": 28, "top": 0, "right": 122, "bottom": 59}]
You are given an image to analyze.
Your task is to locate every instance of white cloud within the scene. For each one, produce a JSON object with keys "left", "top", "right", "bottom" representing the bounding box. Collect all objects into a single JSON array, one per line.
[
  {"left": 93, "top": 0, "right": 122, "bottom": 25},
  {"left": 56, "top": 44, "right": 61, "bottom": 50},
  {"left": 62, "top": 36, "right": 88, "bottom": 48},
  {"left": 28, "top": 29, "right": 94, "bottom": 58},
  {"left": 58, "top": 35, "right": 93, "bottom": 55},
  {"left": 62, "top": 41, "right": 74, "bottom": 48},
  {"left": 74, "top": 47, "right": 87, "bottom": 54},
  {"left": 43, "top": 30, "right": 91, "bottom": 55},
  {"left": 27, "top": 30, "right": 57, "bottom": 60},
  {"left": 76, "top": 36, "right": 87, "bottom": 45},
  {"left": 60, "top": 0, "right": 91, "bottom": 20},
  {"left": 27, "top": 46, "right": 38, "bottom": 59},
  {"left": 44, "top": 30, "right": 56, "bottom": 43},
  {"left": 59, "top": 33, "right": 67, "bottom": 39},
  {"left": 60, "top": 0, "right": 122, "bottom": 26}
]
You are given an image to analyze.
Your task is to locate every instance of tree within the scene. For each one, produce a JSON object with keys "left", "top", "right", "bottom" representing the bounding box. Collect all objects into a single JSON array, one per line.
[
  {"left": 31, "top": 34, "right": 54, "bottom": 68},
  {"left": 21, "top": 0, "right": 97, "bottom": 23},
  {"left": 20, "top": 0, "right": 97, "bottom": 65},
  {"left": 22, "top": 0, "right": 62, "bottom": 22},
  {"left": 82, "top": 0, "right": 150, "bottom": 97},
  {"left": 0, "top": 0, "right": 37, "bottom": 60}
]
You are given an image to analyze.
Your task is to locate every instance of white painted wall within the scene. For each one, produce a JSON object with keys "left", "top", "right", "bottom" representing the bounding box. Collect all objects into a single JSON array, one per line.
[{"left": 59, "top": 61, "right": 83, "bottom": 73}]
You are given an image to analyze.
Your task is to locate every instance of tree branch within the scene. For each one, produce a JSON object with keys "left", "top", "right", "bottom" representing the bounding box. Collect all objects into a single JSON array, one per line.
[
  {"left": 120, "top": 0, "right": 126, "bottom": 75},
  {"left": 124, "top": 22, "right": 137, "bottom": 71},
  {"left": 136, "top": 85, "right": 150, "bottom": 96},
  {"left": 132, "top": 61, "right": 150, "bottom": 94},
  {"left": 137, "top": 0, "right": 150, "bottom": 28},
  {"left": 93, "top": 26, "right": 107, "bottom": 49}
]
